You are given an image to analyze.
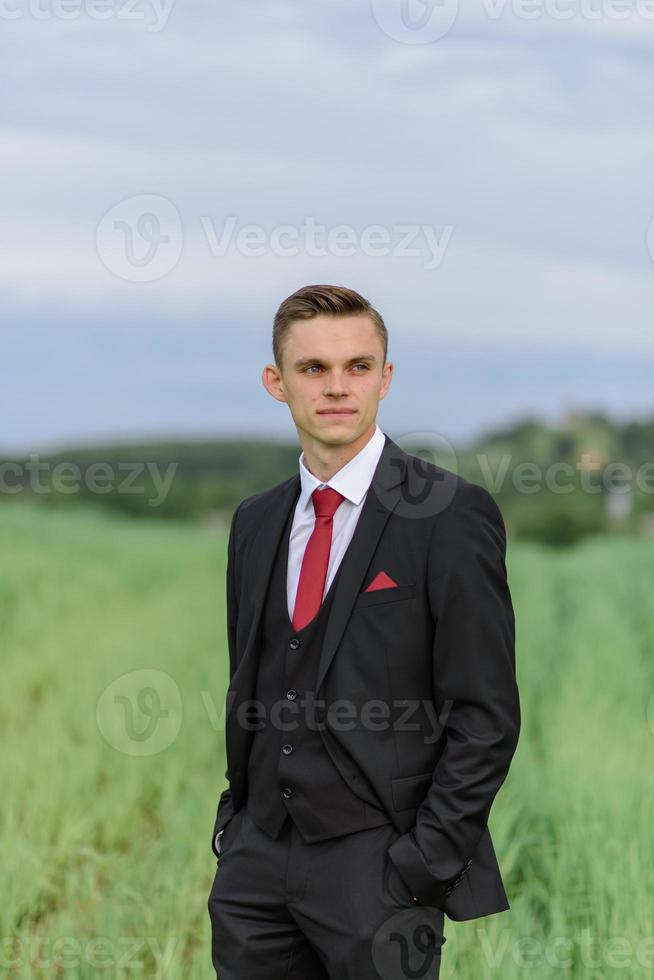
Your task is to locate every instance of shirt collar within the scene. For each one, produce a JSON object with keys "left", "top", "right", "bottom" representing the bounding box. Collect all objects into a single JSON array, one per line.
[{"left": 298, "top": 423, "right": 386, "bottom": 511}]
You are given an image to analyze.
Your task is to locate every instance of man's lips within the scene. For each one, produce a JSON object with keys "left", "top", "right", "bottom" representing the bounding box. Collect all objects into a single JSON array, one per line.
[{"left": 317, "top": 409, "right": 356, "bottom": 415}]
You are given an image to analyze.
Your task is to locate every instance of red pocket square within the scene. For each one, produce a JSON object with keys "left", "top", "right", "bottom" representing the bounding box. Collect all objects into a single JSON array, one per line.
[{"left": 364, "top": 571, "right": 398, "bottom": 592}]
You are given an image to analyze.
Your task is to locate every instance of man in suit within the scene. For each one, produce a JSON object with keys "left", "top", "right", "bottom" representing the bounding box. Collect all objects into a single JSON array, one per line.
[{"left": 208, "top": 284, "right": 521, "bottom": 979}]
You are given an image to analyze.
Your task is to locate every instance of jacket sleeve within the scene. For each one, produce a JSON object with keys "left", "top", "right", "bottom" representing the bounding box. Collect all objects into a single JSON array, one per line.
[
  {"left": 210, "top": 500, "right": 243, "bottom": 856},
  {"left": 387, "top": 481, "right": 521, "bottom": 906}
]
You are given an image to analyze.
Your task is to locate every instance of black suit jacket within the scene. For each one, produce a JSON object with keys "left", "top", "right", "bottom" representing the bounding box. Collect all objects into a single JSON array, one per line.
[{"left": 212, "top": 432, "right": 521, "bottom": 920}]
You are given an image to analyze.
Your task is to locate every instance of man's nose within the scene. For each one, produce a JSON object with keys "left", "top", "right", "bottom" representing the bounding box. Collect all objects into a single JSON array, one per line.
[{"left": 323, "top": 372, "right": 349, "bottom": 395}]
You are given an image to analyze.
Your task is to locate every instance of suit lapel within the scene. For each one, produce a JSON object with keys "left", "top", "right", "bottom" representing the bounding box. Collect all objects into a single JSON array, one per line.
[
  {"left": 231, "top": 472, "right": 300, "bottom": 698},
  {"left": 315, "top": 434, "right": 407, "bottom": 692}
]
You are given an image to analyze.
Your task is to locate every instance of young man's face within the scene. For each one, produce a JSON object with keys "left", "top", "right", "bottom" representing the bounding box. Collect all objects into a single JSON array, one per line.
[{"left": 264, "top": 313, "right": 393, "bottom": 448}]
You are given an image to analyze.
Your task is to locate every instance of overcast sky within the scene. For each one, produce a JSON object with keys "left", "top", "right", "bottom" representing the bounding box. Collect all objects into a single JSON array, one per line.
[{"left": 2, "top": 0, "right": 652, "bottom": 452}]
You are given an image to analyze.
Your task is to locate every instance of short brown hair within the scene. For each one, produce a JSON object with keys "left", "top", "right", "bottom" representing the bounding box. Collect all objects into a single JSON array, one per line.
[{"left": 272, "top": 284, "right": 388, "bottom": 370}]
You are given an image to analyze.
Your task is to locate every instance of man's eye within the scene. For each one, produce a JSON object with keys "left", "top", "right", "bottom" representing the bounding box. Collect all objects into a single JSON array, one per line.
[{"left": 304, "top": 364, "right": 369, "bottom": 373}]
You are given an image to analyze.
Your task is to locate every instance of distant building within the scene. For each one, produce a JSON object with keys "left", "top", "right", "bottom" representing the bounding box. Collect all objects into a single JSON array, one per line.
[{"left": 605, "top": 487, "right": 633, "bottom": 525}]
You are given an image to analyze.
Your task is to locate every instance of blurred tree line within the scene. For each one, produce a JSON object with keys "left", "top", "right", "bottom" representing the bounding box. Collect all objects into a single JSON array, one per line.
[{"left": 2, "top": 409, "right": 652, "bottom": 547}]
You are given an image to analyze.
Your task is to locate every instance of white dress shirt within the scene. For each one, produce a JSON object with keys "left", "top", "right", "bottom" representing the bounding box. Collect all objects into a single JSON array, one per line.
[{"left": 287, "top": 423, "right": 386, "bottom": 620}]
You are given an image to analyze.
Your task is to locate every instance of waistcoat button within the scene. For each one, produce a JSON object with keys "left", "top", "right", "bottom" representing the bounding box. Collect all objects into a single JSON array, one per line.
[
  {"left": 286, "top": 689, "right": 297, "bottom": 701},
  {"left": 282, "top": 786, "right": 293, "bottom": 799},
  {"left": 282, "top": 744, "right": 293, "bottom": 755},
  {"left": 289, "top": 637, "right": 301, "bottom": 650}
]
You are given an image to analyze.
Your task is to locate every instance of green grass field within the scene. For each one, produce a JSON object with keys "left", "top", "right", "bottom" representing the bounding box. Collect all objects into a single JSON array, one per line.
[{"left": 1, "top": 501, "right": 653, "bottom": 978}]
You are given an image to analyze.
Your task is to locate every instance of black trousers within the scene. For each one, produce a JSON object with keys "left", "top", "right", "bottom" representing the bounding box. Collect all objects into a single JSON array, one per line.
[{"left": 208, "top": 805, "right": 446, "bottom": 979}]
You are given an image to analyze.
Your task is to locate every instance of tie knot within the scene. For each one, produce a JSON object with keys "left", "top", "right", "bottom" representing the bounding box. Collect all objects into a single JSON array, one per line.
[{"left": 311, "top": 486, "right": 345, "bottom": 519}]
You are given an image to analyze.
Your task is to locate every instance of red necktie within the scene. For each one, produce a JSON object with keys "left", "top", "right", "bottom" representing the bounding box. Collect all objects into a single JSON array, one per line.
[{"left": 292, "top": 486, "right": 345, "bottom": 631}]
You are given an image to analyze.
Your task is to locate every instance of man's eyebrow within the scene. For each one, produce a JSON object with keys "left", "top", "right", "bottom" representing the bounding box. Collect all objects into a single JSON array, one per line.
[{"left": 293, "top": 354, "right": 378, "bottom": 369}]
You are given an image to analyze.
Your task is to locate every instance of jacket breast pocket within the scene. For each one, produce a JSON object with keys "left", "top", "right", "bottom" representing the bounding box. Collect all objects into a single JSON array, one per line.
[{"left": 353, "top": 584, "right": 416, "bottom": 609}]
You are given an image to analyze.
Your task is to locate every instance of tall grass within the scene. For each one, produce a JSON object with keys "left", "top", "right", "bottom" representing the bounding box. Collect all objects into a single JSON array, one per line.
[{"left": 1, "top": 501, "right": 652, "bottom": 978}]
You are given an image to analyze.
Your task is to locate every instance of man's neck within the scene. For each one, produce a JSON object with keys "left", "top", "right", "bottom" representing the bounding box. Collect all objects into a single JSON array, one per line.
[{"left": 300, "top": 424, "right": 377, "bottom": 484}]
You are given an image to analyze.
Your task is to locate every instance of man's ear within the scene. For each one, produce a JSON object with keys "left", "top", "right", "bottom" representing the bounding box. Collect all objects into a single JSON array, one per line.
[
  {"left": 379, "top": 360, "right": 393, "bottom": 400},
  {"left": 261, "top": 364, "right": 288, "bottom": 403}
]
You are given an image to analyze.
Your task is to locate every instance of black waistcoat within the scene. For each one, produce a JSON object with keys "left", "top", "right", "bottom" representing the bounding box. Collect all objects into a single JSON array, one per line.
[{"left": 246, "top": 492, "right": 391, "bottom": 842}]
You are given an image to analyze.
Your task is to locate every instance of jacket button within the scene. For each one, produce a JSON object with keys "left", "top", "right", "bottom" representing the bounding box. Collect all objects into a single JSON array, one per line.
[
  {"left": 282, "top": 787, "right": 293, "bottom": 799},
  {"left": 286, "top": 690, "right": 297, "bottom": 701},
  {"left": 289, "top": 638, "right": 301, "bottom": 650},
  {"left": 282, "top": 744, "right": 293, "bottom": 755}
]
